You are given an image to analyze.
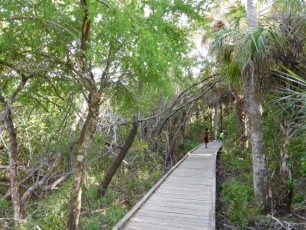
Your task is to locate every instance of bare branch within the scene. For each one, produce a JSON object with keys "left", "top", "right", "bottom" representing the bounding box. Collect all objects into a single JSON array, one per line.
[
  {"left": 139, "top": 75, "right": 220, "bottom": 122},
  {"left": 20, "top": 153, "right": 63, "bottom": 207},
  {"left": 42, "top": 171, "right": 73, "bottom": 191}
]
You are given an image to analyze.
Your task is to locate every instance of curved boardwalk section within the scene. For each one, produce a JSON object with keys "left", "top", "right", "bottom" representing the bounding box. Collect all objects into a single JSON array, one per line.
[{"left": 113, "top": 142, "right": 222, "bottom": 230}]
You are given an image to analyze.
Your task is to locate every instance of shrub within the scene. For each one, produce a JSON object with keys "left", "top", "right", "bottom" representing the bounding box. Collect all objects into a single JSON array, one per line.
[{"left": 221, "top": 179, "right": 259, "bottom": 226}]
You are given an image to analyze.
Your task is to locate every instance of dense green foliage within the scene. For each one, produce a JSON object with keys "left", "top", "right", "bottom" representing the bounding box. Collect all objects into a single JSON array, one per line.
[{"left": 0, "top": 0, "right": 305, "bottom": 229}]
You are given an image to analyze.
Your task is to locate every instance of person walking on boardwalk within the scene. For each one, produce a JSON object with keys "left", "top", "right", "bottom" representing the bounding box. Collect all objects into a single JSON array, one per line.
[
  {"left": 219, "top": 130, "right": 224, "bottom": 142},
  {"left": 203, "top": 128, "right": 210, "bottom": 148}
]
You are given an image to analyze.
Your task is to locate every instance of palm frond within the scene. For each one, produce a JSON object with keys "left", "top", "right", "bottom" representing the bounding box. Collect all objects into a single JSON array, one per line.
[
  {"left": 225, "top": 3, "right": 246, "bottom": 29},
  {"left": 272, "top": 70, "right": 306, "bottom": 133},
  {"left": 212, "top": 29, "right": 241, "bottom": 51},
  {"left": 238, "top": 26, "right": 285, "bottom": 65},
  {"left": 276, "top": 68, "right": 306, "bottom": 86}
]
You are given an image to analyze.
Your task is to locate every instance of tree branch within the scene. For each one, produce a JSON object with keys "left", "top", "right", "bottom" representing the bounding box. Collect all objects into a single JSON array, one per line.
[
  {"left": 97, "top": 0, "right": 110, "bottom": 8},
  {"left": 7, "top": 17, "right": 78, "bottom": 36}
]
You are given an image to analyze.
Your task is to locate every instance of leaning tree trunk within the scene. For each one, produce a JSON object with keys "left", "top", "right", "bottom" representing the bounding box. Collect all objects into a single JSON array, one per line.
[
  {"left": 98, "top": 118, "right": 138, "bottom": 197},
  {"left": 167, "top": 104, "right": 193, "bottom": 168},
  {"left": 67, "top": 92, "right": 100, "bottom": 230}
]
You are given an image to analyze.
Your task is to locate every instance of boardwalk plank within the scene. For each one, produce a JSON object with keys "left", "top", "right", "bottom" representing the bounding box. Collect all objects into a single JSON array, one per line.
[
  {"left": 134, "top": 210, "right": 210, "bottom": 222},
  {"left": 144, "top": 201, "right": 211, "bottom": 211},
  {"left": 141, "top": 205, "right": 211, "bottom": 215},
  {"left": 152, "top": 193, "right": 212, "bottom": 201},
  {"left": 124, "top": 221, "right": 203, "bottom": 230},
  {"left": 136, "top": 209, "right": 211, "bottom": 220},
  {"left": 148, "top": 197, "right": 212, "bottom": 205},
  {"left": 128, "top": 217, "right": 206, "bottom": 229}
]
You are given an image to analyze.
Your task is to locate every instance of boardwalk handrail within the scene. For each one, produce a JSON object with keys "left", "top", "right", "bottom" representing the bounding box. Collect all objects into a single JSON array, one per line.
[{"left": 112, "top": 143, "right": 204, "bottom": 230}]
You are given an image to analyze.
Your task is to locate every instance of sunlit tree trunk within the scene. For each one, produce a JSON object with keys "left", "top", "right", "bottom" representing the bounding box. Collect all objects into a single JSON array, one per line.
[
  {"left": 67, "top": 92, "right": 100, "bottom": 230},
  {"left": 247, "top": 69, "right": 269, "bottom": 210},
  {"left": 245, "top": 0, "right": 269, "bottom": 211},
  {"left": 68, "top": 98, "right": 87, "bottom": 171},
  {"left": 246, "top": 0, "right": 258, "bottom": 27},
  {"left": 67, "top": 0, "right": 100, "bottom": 228}
]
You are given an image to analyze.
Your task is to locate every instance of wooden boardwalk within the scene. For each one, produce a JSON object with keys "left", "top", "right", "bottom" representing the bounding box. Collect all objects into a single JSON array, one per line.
[{"left": 113, "top": 142, "right": 222, "bottom": 230}]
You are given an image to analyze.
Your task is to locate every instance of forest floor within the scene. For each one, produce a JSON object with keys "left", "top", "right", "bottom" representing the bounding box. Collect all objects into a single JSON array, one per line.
[{"left": 216, "top": 155, "right": 306, "bottom": 230}]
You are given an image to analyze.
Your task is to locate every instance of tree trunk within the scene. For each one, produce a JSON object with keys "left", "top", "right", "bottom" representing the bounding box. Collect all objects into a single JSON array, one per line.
[
  {"left": 246, "top": 0, "right": 258, "bottom": 27},
  {"left": 165, "top": 115, "right": 178, "bottom": 168},
  {"left": 0, "top": 76, "right": 28, "bottom": 221},
  {"left": 213, "top": 92, "right": 219, "bottom": 140},
  {"left": 246, "top": 69, "right": 269, "bottom": 211},
  {"left": 209, "top": 109, "right": 213, "bottom": 135},
  {"left": 166, "top": 104, "right": 193, "bottom": 167},
  {"left": 246, "top": 0, "right": 269, "bottom": 211},
  {"left": 4, "top": 108, "right": 22, "bottom": 220},
  {"left": 98, "top": 118, "right": 138, "bottom": 197},
  {"left": 235, "top": 93, "right": 249, "bottom": 149},
  {"left": 279, "top": 121, "right": 294, "bottom": 212},
  {"left": 220, "top": 102, "right": 223, "bottom": 132},
  {"left": 67, "top": 93, "right": 100, "bottom": 230},
  {"left": 67, "top": 0, "right": 99, "bottom": 228},
  {"left": 68, "top": 98, "right": 87, "bottom": 171}
]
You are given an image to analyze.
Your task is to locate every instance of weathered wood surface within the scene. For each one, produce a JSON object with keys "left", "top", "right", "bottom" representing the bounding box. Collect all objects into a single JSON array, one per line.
[{"left": 113, "top": 142, "right": 221, "bottom": 230}]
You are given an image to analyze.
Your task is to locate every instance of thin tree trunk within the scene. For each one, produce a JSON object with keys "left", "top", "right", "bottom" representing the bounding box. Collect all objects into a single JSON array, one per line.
[
  {"left": 220, "top": 102, "right": 223, "bottom": 132},
  {"left": 0, "top": 76, "right": 28, "bottom": 221},
  {"left": 235, "top": 93, "right": 249, "bottom": 149},
  {"left": 279, "top": 121, "right": 295, "bottom": 212},
  {"left": 68, "top": 98, "right": 87, "bottom": 171},
  {"left": 67, "top": 93, "right": 100, "bottom": 230},
  {"left": 167, "top": 104, "right": 193, "bottom": 167},
  {"left": 98, "top": 118, "right": 138, "bottom": 197},
  {"left": 210, "top": 109, "right": 213, "bottom": 136},
  {"left": 4, "top": 109, "right": 22, "bottom": 220},
  {"left": 67, "top": 0, "right": 100, "bottom": 228},
  {"left": 165, "top": 116, "right": 178, "bottom": 168},
  {"left": 213, "top": 92, "right": 219, "bottom": 140}
]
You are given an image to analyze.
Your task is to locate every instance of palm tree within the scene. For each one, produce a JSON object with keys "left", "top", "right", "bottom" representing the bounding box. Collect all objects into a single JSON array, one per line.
[
  {"left": 212, "top": 0, "right": 286, "bottom": 211},
  {"left": 244, "top": 0, "right": 269, "bottom": 211},
  {"left": 212, "top": 0, "right": 305, "bottom": 211}
]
